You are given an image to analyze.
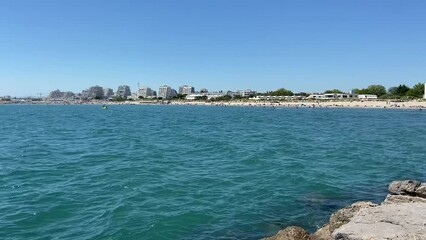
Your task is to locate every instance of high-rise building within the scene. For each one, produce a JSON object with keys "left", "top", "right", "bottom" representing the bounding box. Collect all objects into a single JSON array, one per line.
[
  {"left": 87, "top": 86, "right": 104, "bottom": 99},
  {"left": 178, "top": 85, "right": 195, "bottom": 95},
  {"left": 48, "top": 89, "right": 65, "bottom": 100},
  {"left": 137, "top": 86, "right": 156, "bottom": 98},
  {"left": 117, "top": 85, "right": 131, "bottom": 98},
  {"left": 104, "top": 88, "right": 114, "bottom": 99},
  {"left": 158, "top": 85, "right": 177, "bottom": 99},
  {"left": 48, "top": 89, "right": 75, "bottom": 100},
  {"left": 63, "top": 91, "right": 75, "bottom": 100},
  {"left": 237, "top": 89, "right": 256, "bottom": 97}
]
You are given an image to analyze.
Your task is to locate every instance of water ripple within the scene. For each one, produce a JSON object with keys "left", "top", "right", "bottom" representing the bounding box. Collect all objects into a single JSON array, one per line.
[{"left": 0, "top": 105, "right": 425, "bottom": 239}]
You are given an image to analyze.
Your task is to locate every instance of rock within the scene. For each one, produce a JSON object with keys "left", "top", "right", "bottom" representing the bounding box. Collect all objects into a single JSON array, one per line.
[
  {"left": 383, "top": 194, "right": 426, "bottom": 204},
  {"left": 311, "top": 224, "right": 332, "bottom": 240},
  {"left": 263, "top": 180, "right": 426, "bottom": 240},
  {"left": 328, "top": 201, "right": 377, "bottom": 233},
  {"left": 388, "top": 180, "right": 421, "bottom": 195},
  {"left": 264, "top": 226, "right": 311, "bottom": 240},
  {"left": 415, "top": 183, "right": 426, "bottom": 198},
  {"left": 332, "top": 202, "right": 426, "bottom": 240}
]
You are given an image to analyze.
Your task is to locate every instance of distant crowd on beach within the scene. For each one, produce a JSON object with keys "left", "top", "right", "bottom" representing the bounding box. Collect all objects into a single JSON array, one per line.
[
  {"left": 2, "top": 99, "right": 426, "bottom": 110},
  {"left": 164, "top": 100, "right": 426, "bottom": 110}
]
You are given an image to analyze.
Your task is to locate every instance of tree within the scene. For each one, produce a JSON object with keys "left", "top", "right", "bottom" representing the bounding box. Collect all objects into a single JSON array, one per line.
[
  {"left": 194, "top": 96, "right": 208, "bottom": 101},
  {"left": 387, "top": 87, "right": 398, "bottom": 95},
  {"left": 269, "top": 88, "right": 294, "bottom": 96},
  {"left": 356, "top": 85, "right": 386, "bottom": 97},
  {"left": 324, "top": 89, "right": 344, "bottom": 94},
  {"left": 173, "top": 94, "right": 187, "bottom": 100},
  {"left": 295, "top": 92, "right": 309, "bottom": 97},
  {"left": 112, "top": 96, "right": 126, "bottom": 102},
  {"left": 210, "top": 95, "right": 232, "bottom": 101},
  {"left": 406, "top": 83, "right": 424, "bottom": 98},
  {"left": 394, "top": 84, "right": 411, "bottom": 96}
]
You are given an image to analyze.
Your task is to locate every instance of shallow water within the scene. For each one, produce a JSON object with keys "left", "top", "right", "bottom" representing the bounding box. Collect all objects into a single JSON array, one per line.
[{"left": 0, "top": 105, "right": 425, "bottom": 239}]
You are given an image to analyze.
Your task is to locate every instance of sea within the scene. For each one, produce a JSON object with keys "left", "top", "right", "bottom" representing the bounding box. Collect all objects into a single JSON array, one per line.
[{"left": 0, "top": 105, "right": 425, "bottom": 240}]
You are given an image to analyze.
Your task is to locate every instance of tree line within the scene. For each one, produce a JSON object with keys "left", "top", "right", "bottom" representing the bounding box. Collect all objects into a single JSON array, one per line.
[
  {"left": 351, "top": 83, "right": 424, "bottom": 99},
  {"left": 262, "top": 83, "right": 425, "bottom": 99}
]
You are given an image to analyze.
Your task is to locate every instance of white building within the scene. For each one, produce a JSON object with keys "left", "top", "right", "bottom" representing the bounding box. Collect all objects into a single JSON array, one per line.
[
  {"left": 186, "top": 94, "right": 202, "bottom": 100},
  {"left": 306, "top": 94, "right": 324, "bottom": 99},
  {"left": 252, "top": 95, "right": 293, "bottom": 100},
  {"left": 84, "top": 86, "right": 104, "bottom": 99},
  {"left": 116, "top": 85, "right": 131, "bottom": 98},
  {"left": 357, "top": 94, "right": 378, "bottom": 99},
  {"left": 103, "top": 88, "right": 114, "bottom": 99},
  {"left": 158, "top": 85, "right": 177, "bottom": 99},
  {"left": 424, "top": 82, "right": 426, "bottom": 99},
  {"left": 307, "top": 93, "right": 354, "bottom": 99},
  {"left": 137, "top": 87, "right": 156, "bottom": 99},
  {"left": 206, "top": 92, "right": 225, "bottom": 99},
  {"left": 237, "top": 89, "right": 256, "bottom": 97},
  {"left": 178, "top": 85, "right": 195, "bottom": 95},
  {"left": 324, "top": 93, "right": 352, "bottom": 99},
  {"left": 48, "top": 89, "right": 75, "bottom": 100}
]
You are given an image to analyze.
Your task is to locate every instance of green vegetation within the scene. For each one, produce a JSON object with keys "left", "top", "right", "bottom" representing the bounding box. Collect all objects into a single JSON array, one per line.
[
  {"left": 389, "top": 84, "right": 410, "bottom": 96},
  {"left": 194, "top": 96, "right": 208, "bottom": 101},
  {"left": 106, "top": 83, "right": 424, "bottom": 103},
  {"left": 378, "top": 83, "right": 423, "bottom": 99},
  {"left": 112, "top": 96, "right": 127, "bottom": 102},
  {"left": 172, "top": 94, "right": 187, "bottom": 100},
  {"left": 355, "top": 85, "right": 387, "bottom": 97},
  {"left": 210, "top": 95, "right": 232, "bottom": 101},
  {"left": 268, "top": 88, "right": 294, "bottom": 96},
  {"left": 324, "top": 89, "right": 344, "bottom": 94},
  {"left": 406, "top": 83, "right": 425, "bottom": 98}
]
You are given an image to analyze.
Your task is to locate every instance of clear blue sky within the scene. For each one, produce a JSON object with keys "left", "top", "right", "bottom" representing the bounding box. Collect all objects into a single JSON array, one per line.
[{"left": 1, "top": 0, "right": 425, "bottom": 97}]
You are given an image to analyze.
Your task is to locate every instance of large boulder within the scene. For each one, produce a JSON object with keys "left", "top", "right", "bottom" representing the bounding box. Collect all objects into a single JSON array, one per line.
[
  {"left": 332, "top": 202, "right": 426, "bottom": 240},
  {"left": 388, "top": 180, "right": 421, "bottom": 195},
  {"left": 415, "top": 183, "right": 426, "bottom": 198},
  {"left": 383, "top": 194, "right": 426, "bottom": 204},
  {"left": 311, "top": 224, "right": 332, "bottom": 240},
  {"left": 328, "top": 201, "right": 377, "bottom": 233},
  {"left": 264, "top": 226, "right": 311, "bottom": 240}
]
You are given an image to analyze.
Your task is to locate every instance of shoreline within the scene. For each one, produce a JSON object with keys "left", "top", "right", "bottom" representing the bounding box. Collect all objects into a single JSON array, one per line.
[
  {"left": 264, "top": 180, "right": 426, "bottom": 240},
  {"left": 1, "top": 100, "right": 426, "bottom": 110}
]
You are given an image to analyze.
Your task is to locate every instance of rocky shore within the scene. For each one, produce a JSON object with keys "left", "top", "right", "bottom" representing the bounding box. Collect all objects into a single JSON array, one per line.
[{"left": 264, "top": 180, "right": 426, "bottom": 240}]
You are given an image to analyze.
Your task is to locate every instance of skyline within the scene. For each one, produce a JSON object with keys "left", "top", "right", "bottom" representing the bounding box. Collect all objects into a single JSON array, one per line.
[
  {"left": 1, "top": 0, "right": 426, "bottom": 97},
  {"left": 4, "top": 81, "right": 424, "bottom": 99}
]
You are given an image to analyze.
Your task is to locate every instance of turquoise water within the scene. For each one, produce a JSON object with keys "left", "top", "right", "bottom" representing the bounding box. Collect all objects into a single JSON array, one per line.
[{"left": 1, "top": 105, "right": 425, "bottom": 239}]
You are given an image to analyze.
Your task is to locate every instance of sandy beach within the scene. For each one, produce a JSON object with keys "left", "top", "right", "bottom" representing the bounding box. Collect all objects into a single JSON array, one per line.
[
  {"left": 164, "top": 100, "right": 426, "bottom": 110},
  {"left": 2, "top": 99, "right": 426, "bottom": 110}
]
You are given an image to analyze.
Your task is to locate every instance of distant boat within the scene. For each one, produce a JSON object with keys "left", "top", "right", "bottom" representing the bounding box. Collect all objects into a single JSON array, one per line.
[{"left": 102, "top": 104, "right": 108, "bottom": 110}]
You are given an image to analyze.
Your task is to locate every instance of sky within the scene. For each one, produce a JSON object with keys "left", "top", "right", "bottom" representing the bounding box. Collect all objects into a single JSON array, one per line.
[{"left": 1, "top": 0, "right": 426, "bottom": 97}]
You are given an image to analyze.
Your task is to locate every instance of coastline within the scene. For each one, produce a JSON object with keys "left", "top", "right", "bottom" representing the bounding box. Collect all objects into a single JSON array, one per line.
[
  {"left": 264, "top": 180, "right": 426, "bottom": 240},
  {"left": 2, "top": 99, "right": 426, "bottom": 110}
]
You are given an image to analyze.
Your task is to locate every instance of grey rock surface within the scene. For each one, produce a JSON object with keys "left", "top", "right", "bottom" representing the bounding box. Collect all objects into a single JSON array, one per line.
[
  {"left": 328, "top": 201, "right": 377, "bottom": 233},
  {"left": 388, "top": 180, "right": 421, "bottom": 195},
  {"left": 311, "top": 224, "right": 332, "bottom": 240},
  {"left": 332, "top": 202, "right": 426, "bottom": 240},
  {"left": 415, "top": 183, "right": 426, "bottom": 198},
  {"left": 383, "top": 194, "right": 426, "bottom": 204},
  {"left": 263, "top": 226, "right": 311, "bottom": 240},
  {"left": 263, "top": 180, "right": 426, "bottom": 240}
]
